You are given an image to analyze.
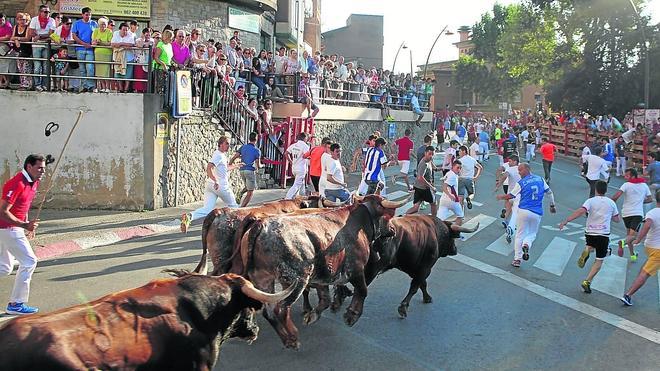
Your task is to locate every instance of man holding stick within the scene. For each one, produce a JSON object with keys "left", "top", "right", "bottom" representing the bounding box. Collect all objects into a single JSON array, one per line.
[{"left": 0, "top": 155, "right": 45, "bottom": 315}]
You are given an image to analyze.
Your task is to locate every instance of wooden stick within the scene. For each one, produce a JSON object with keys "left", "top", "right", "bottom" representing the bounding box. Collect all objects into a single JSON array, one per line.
[{"left": 34, "top": 110, "right": 84, "bottom": 222}]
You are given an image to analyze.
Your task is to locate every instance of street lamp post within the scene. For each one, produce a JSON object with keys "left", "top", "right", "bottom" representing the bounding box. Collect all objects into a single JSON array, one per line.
[
  {"left": 628, "top": 0, "right": 650, "bottom": 108},
  {"left": 392, "top": 41, "right": 407, "bottom": 73},
  {"left": 422, "top": 25, "right": 452, "bottom": 82}
]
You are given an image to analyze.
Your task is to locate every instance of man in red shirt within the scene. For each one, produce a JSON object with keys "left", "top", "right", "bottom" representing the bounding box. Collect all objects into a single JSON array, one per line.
[
  {"left": 539, "top": 137, "right": 556, "bottom": 183},
  {"left": 0, "top": 155, "right": 45, "bottom": 315},
  {"left": 392, "top": 129, "right": 415, "bottom": 191},
  {"left": 305, "top": 136, "right": 331, "bottom": 194}
]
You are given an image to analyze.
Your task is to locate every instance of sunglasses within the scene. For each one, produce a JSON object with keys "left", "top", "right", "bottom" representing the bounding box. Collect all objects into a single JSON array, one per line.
[
  {"left": 65, "top": 22, "right": 72, "bottom": 25},
  {"left": 42, "top": 10, "right": 50, "bottom": 13}
]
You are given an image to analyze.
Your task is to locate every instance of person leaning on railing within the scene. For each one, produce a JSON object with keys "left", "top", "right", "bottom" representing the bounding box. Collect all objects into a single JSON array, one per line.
[
  {"left": 133, "top": 27, "right": 153, "bottom": 93},
  {"left": 10, "top": 12, "right": 32, "bottom": 90},
  {"left": 27, "top": 5, "right": 55, "bottom": 91},
  {"left": 91, "top": 17, "right": 112, "bottom": 93},
  {"left": 71, "top": 7, "right": 98, "bottom": 92},
  {"left": 152, "top": 29, "right": 173, "bottom": 93},
  {"left": 0, "top": 13, "right": 14, "bottom": 89},
  {"left": 111, "top": 22, "right": 136, "bottom": 93}
]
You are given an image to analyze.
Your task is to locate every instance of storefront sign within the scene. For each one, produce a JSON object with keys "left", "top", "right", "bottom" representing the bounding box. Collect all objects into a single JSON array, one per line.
[
  {"left": 59, "top": 0, "right": 151, "bottom": 19},
  {"left": 228, "top": 7, "right": 260, "bottom": 34}
]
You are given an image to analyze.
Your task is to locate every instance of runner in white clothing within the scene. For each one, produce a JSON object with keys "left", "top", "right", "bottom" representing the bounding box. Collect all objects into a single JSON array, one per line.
[
  {"left": 494, "top": 155, "right": 520, "bottom": 243},
  {"left": 437, "top": 160, "right": 464, "bottom": 225},
  {"left": 559, "top": 180, "right": 620, "bottom": 294},
  {"left": 621, "top": 189, "right": 660, "bottom": 306},
  {"left": 610, "top": 168, "right": 653, "bottom": 261},
  {"left": 497, "top": 163, "right": 556, "bottom": 267},
  {"left": 180, "top": 136, "right": 242, "bottom": 233},
  {"left": 457, "top": 146, "right": 483, "bottom": 211},
  {"left": 285, "top": 132, "right": 311, "bottom": 199}
]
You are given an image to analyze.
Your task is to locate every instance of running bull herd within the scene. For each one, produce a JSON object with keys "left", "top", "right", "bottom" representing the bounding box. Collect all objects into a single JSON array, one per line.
[{"left": 0, "top": 194, "right": 477, "bottom": 370}]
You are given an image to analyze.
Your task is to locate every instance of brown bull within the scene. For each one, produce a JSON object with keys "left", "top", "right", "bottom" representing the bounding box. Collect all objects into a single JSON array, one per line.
[
  {"left": 194, "top": 196, "right": 323, "bottom": 275},
  {"left": 0, "top": 273, "right": 292, "bottom": 371},
  {"left": 369, "top": 215, "right": 478, "bottom": 318},
  {"left": 240, "top": 194, "right": 409, "bottom": 349}
]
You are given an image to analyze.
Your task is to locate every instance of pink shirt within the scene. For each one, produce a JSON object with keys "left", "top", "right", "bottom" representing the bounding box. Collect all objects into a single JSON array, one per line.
[
  {"left": 0, "top": 21, "right": 12, "bottom": 39},
  {"left": 171, "top": 40, "right": 190, "bottom": 65},
  {"left": 395, "top": 136, "right": 414, "bottom": 161}
]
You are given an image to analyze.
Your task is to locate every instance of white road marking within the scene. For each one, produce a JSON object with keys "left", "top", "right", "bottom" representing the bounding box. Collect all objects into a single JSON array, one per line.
[
  {"left": 590, "top": 255, "right": 628, "bottom": 298},
  {"left": 461, "top": 214, "right": 497, "bottom": 241},
  {"left": 485, "top": 234, "right": 513, "bottom": 256},
  {"left": 386, "top": 190, "right": 410, "bottom": 201},
  {"left": 533, "top": 237, "right": 577, "bottom": 276},
  {"left": 565, "top": 230, "right": 585, "bottom": 236},
  {"left": 450, "top": 254, "right": 660, "bottom": 345}
]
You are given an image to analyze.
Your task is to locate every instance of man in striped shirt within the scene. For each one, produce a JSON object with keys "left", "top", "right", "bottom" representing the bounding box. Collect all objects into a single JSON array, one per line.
[{"left": 364, "top": 137, "right": 392, "bottom": 195}]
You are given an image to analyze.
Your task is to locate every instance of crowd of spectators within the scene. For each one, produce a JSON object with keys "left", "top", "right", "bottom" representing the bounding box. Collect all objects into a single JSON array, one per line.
[{"left": 0, "top": 6, "right": 433, "bottom": 115}]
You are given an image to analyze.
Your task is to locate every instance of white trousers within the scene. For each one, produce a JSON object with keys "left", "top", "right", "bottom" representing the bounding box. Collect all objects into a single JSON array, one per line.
[
  {"left": 378, "top": 170, "right": 387, "bottom": 196},
  {"left": 513, "top": 208, "right": 542, "bottom": 261},
  {"left": 191, "top": 181, "right": 238, "bottom": 221},
  {"left": 507, "top": 196, "right": 520, "bottom": 231},
  {"left": 0, "top": 228, "right": 37, "bottom": 303},
  {"left": 526, "top": 144, "right": 536, "bottom": 161},
  {"left": 286, "top": 170, "right": 307, "bottom": 199},
  {"left": 616, "top": 157, "right": 626, "bottom": 176}
]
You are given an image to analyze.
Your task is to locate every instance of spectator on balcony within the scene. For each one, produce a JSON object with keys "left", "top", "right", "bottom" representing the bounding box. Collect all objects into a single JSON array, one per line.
[
  {"left": 239, "top": 47, "right": 252, "bottom": 79},
  {"left": 298, "top": 73, "right": 319, "bottom": 119},
  {"left": 188, "top": 28, "right": 201, "bottom": 53},
  {"left": 91, "top": 17, "right": 112, "bottom": 93},
  {"left": 411, "top": 93, "right": 424, "bottom": 126},
  {"left": 265, "top": 76, "right": 288, "bottom": 102},
  {"left": 300, "top": 50, "right": 310, "bottom": 73},
  {"left": 274, "top": 46, "right": 286, "bottom": 78},
  {"left": 171, "top": 30, "right": 190, "bottom": 69},
  {"left": 284, "top": 49, "right": 301, "bottom": 95},
  {"left": 11, "top": 12, "right": 32, "bottom": 90},
  {"left": 108, "top": 19, "right": 115, "bottom": 32},
  {"left": 251, "top": 49, "right": 268, "bottom": 101},
  {"left": 152, "top": 29, "right": 173, "bottom": 93},
  {"left": 72, "top": 7, "right": 98, "bottom": 92},
  {"left": 50, "top": 12, "right": 61, "bottom": 28},
  {"left": 133, "top": 27, "right": 153, "bottom": 93},
  {"left": 225, "top": 38, "right": 239, "bottom": 73},
  {"left": 27, "top": 5, "right": 55, "bottom": 91},
  {"left": 112, "top": 22, "right": 136, "bottom": 93},
  {"left": 0, "top": 13, "right": 14, "bottom": 89},
  {"left": 49, "top": 46, "right": 68, "bottom": 91},
  {"left": 266, "top": 50, "right": 274, "bottom": 75}
]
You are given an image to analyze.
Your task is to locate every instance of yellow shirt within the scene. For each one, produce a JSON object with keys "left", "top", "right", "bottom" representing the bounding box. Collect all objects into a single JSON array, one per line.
[{"left": 92, "top": 28, "right": 113, "bottom": 56}]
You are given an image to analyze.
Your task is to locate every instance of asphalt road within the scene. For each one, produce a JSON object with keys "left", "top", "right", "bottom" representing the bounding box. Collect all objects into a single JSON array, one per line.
[{"left": 1, "top": 151, "right": 659, "bottom": 371}]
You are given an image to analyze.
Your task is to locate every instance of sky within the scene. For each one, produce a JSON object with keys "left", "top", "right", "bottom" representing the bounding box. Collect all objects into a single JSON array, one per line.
[{"left": 321, "top": 0, "right": 660, "bottom": 74}]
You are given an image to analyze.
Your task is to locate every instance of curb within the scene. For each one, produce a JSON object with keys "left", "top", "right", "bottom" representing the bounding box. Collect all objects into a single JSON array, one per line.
[{"left": 33, "top": 221, "right": 180, "bottom": 260}]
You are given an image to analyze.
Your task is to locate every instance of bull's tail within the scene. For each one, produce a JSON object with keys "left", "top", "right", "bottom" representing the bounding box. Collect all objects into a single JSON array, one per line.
[
  {"left": 236, "top": 218, "right": 263, "bottom": 275},
  {"left": 192, "top": 210, "right": 220, "bottom": 274}
]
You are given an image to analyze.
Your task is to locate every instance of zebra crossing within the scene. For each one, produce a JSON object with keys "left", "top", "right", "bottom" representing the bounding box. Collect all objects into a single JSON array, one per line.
[{"left": 385, "top": 190, "right": 657, "bottom": 305}]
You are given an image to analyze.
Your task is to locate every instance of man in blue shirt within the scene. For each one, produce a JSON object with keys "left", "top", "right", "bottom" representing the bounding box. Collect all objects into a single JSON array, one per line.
[
  {"left": 71, "top": 7, "right": 97, "bottom": 92},
  {"left": 645, "top": 152, "right": 660, "bottom": 192},
  {"left": 230, "top": 132, "right": 261, "bottom": 207},
  {"left": 364, "top": 138, "right": 392, "bottom": 195},
  {"left": 478, "top": 130, "right": 490, "bottom": 161},
  {"left": 456, "top": 122, "right": 466, "bottom": 144},
  {"left": 497, "top": 163, "right": 556, "bottom": 267},
  {"left": 601, "top": 137, "right": 615, "bottom": 168}
]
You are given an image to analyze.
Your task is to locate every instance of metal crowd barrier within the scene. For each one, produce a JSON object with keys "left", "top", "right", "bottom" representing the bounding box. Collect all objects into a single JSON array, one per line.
[{"left": 0, "top": 40, "right": 152, "bottom": 92}]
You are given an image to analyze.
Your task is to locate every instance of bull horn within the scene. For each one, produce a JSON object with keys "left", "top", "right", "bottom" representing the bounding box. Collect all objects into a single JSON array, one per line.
[
  {"left": 239, "top": 277, "right": 297, "bottom": 303},
  {"left": 381, "top": 193, "right": 412, "bottom": 209},
  {"left": 323, "top": 199, "right": 344, "bottom": 207},
  {"left": 352, "top": 191, "right": 365, "bottom": 203},
  {"left": 453, "top": 222, "right": 479, "bottom": 234}
]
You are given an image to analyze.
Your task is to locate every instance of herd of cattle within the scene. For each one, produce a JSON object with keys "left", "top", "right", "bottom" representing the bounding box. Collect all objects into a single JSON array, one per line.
[{"left": 0, "top": 194, "right": 477, "bottom": 370}]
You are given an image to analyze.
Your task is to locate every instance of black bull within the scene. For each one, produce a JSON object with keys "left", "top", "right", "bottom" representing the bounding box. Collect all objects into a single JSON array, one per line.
[
  {"left": 239, "top": 194, "right": 409, "bottom": 349},
  {"left": 369, "top": 215, "right": 478, "bottom": 318}
]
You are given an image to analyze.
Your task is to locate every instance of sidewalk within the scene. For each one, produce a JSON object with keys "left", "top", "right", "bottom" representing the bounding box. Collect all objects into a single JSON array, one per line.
[{"left": 32, "top": 189, "right": 287, "bottom": 261}]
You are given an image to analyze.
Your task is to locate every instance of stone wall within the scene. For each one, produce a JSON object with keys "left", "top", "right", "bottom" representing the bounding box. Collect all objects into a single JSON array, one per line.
[
  {"left": 313, "top": 120, "right": 433, "bottom": 172},
  {"left": 158, "top": 111, "right": 273, "bottom": 207}
]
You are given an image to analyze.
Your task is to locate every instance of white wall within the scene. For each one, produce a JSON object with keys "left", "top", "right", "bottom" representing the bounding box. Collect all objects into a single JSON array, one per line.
[{"left": 0, "top": 90, "right": 147, "bottom": 209}]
